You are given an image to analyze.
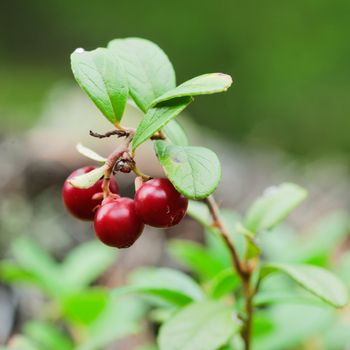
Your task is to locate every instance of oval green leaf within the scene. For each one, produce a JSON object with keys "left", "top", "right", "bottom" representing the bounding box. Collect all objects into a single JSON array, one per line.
[
  {"left": 260, "top": 263, "right": 348, "bottom": 308},
  {"left": 244, "top": 183, "right": 307, "bottom": 233},
  {"left": 154, "top": 141, "right": 221, "bottom": 200},
  {"left": 158, "top": 301, "right": 239, "bottom": 350},
  {"left": 132, "top": 97, "right": 192, "bottom": 151},
  {"left": 62, "top": 241, "right": 116, "bottom": 291},
  {"left": 208, "top": 269, "right": 240, "bottom": 299},
  {"left": 163, "top": 120, "right": 189, "bottom": 146},
  {"left": 71, "top": 48, "right": 128, "bottom": 124},
  {"left": 69, "top": 165, "right": 106, "bottom": 189},
  {"left": 168, "top": 240, "right": 225, "bottom": 280},
  {"left": 108, "top": 38, "right": 176, "bottom": 112},
  {"left": 114, "top": 268, "right": 204, "bottom": 307},
  {"left": 150, "top": 73, "right": 232, "bottom": 108}
]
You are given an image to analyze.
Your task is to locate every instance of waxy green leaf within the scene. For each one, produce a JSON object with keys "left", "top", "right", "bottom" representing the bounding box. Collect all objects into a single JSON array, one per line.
[
  {"left": 260, "top": 263, "right": 348, "bottom": 308},
  {"left": 163, "top": 120, "right": 189, "bottom": 146},
  {"left": 71, "top": 48, "right": 128, "bottom": 124},
  {"left": 76, "top": 143, "right": 107, "bottom": 162},
  {"left": 150, "top": 73, "right": 232, "bottom": 107},
  {"left": 168, "top": 240, "right": 225, "bottom": 280},
  {"left": 24, "top": 321, "right": 73, "bottom": 350},
  {"left": 154, "top": 141, "right": 221, "bottom": 199},
  {"left": 132, "top": 97, "right": 192, "bottom": 151},
  {"left": 108, "top": 38, "right": 176, "bottom": 112},
  {"left": 245, "top": 183, "right": 307, "bottom": 233},
  {"left": 158, "top": 301, "right": 239, "bottom": 350},
  {"left": 69, "top": 165, "right": 106, "bottom": 189},
  {"left": 208, "top": 269, "right": 240, "bottom": 299},
  {"left": 62, "top": 241, "right": 116, "bottom": 291},
  {"left": 114, "top": 268, "right": 204, "bottom": 307}
]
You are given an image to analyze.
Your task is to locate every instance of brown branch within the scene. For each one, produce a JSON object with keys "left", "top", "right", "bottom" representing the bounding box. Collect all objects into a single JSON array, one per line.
[
  {"left": 102, "top": 134, "right": 133, "bottom": 198},
  {"left": 241, "top": 276, "right": 253, "bottom": 350},
  {"left": 89, "top": 129, "right": 132, "bottom": 139},
  {"left": 205, "top": 196, "right": 246, "bottom": 277},
  {"left": 205, "top": 195, "right": 254, "bottom": 350}
]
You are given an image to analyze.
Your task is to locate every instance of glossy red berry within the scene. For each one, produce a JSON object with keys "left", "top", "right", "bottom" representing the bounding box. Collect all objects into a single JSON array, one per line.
[
  {"left": 94, "top": 197, "right": 144, "bottom": 248},
  {"left": 134, "top": 178, "right": 188, "bottom": 228},
  {"left": 62, "top": 166, "right": 119, "bottom": 220}
]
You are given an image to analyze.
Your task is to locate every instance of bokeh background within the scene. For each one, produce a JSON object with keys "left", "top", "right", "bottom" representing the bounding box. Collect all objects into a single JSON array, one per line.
[{"left": 0, "top": 1, "right": 349, "bottom": 349}]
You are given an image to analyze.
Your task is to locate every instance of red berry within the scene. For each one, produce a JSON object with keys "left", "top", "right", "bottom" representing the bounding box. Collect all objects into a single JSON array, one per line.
[
  {"left": 94, "top": 197, "right": 144, "bottom": 248},
  {"left": 62, "top": 166, "right": 119, "bottom": 220},
  {"left": 134, "top": 178, "right": 188, "bottom": 228}
]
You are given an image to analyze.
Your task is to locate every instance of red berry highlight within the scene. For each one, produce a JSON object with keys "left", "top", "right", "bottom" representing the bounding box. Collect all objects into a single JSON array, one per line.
[
  {"left": 62, "top": 166, "right": 119, "bottom": 220},
  {"left": 94, "top": 197, "right": 144, "bottom": 248},
  {"left": 134, "top": 178, "right": 188, "bottom": 228}
]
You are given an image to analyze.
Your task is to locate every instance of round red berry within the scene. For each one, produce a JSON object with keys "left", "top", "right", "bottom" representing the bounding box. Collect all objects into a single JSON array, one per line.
[
  {"left": 94, "top": 197, "right": 144, "bottom": 248},
  {"left": 134, "top": 178, "right": 188, "bottom": 228},
  {"left": 62, "top": 166, "right": 119, "bottom": 220}
]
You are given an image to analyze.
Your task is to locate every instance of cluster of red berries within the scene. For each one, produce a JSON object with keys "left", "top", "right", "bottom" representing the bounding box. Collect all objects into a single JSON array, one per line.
[{"left": 62, "top": 166, "right": 188, "bottom": 248}]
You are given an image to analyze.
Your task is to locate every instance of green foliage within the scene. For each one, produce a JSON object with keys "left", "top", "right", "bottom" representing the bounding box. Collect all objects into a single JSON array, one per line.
[
  {"left": 61, "top": 240, "right": 116, "bottom": 291},
  {"left": 158, "top": 301, "right": 239, "bottom": 350},
  {"left": 154, "top": 141, "right": 221, "bottom": 199},
  {"left": 108, "top": 38, "right": 176, "bottom": 112},
  {"left": 245, "top": 183, "right": 307, "bottom": 233},
  {"left": 23, "top": 321, "right": 73, "bottom": 350},
  {"left": 162, "top": 120, "right": 189, "bottom": 146},
  {"left": 168, "top": 240, "right": 225, "bottom": 280},
  {"left": 71, "top": 48, "right": 128, "bottom": 124},
  {"left": 132, "top": 97, "right": 192, "bottom": 150},
  {"left": 260, "top": 263, "right": 348, "bottom": 308},
  {"left": 149, "top": 73, "right": 232, "bottom": 107},
  {"left": 115, "top": 267, "right": 204, "bottom": 307},
  {"left": 207, "top": 269, "right": 240, "bottom": 299}
]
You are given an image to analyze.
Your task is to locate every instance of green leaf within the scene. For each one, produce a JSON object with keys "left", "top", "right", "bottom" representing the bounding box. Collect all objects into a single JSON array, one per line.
[
  {"left": 168, "top": 240, "right": 225, "bottom": 280},
  {"left": 76, "top": 143, "right": 106, "bottom": 162},
  {"left": 63, "top": 289, "right": 109, "bottom": 325},
  {"left": 132, "top": 97, "right": 192, "bottom": 150},
  {"left": 208, "top": 269, "right": 240, "bottom": 299},
  {"left": 254, "top": 304, "right": 334, "bottom": 350},
  {"left": 68, "top": 165, "right": 106, "bottom": 189},
  {"left": 236, "top": 223, "right": 260, "bottom": 260},
  {"left": 114, "top": 268, "right": 204, "bottom": 306},
  {"left": 77, "top": 295, "right": 146, "bottom": 350},
  {"left": 260, "top": 263, "right": 348, "bottom": 308},
  {"left": 61, "top": 240, "right": 116, "bottom": 291},
  {"left": 24, "top": 321, "right": 73, "bottom": 350},
  {"left": 0, "top": 261, "right": 37, "bottom": 284},
  {"left": 150, "top": 73, "right": 233, "bottom": 107},
  {"left": 71, "top": 47, "right": 128, "bottom": 124},
  {"left": 154, "top": 141, "right": 221, "bottom": 199},
  {"left": 294, "top": 212, "right": 350, "bottom": 266},
  {"left": 245, "top": 183, "right": 307, "bottom": 233},
  {"left": 162, "top": 120, "right": 189, "bottom": 146},
  {"left": 108, "top": 38, "right": 176, "bottom": 112},
  {"left": 187, "top": 201, "right": 245, "bottom": 263},
  {"left": 11, "top": 239, "right": 65, "bottom": 298},
  {"left": 187, "top": 200, "right": 212, "bottom": 227},
  {"left": 158, "top": 301, "right": 239, "bottom": 350}
]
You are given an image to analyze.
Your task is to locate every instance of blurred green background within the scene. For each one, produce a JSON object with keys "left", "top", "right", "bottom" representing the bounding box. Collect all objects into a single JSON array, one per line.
[{"left": 1, "top": 0, "right": 350, "bottom": 158}]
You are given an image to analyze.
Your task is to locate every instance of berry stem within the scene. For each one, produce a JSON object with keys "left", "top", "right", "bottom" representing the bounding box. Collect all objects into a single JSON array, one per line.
[
  {"left": 132, "top": 165, "right": 151, "bottom": 180},
  {"left": 205, "top": 195, "right": 255, "bottom": 350}
]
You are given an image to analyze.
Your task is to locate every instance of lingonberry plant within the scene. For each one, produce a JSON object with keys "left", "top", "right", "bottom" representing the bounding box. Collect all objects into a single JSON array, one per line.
[{"left": 59, "top": 38, "right": 348, "bottom": 350}]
